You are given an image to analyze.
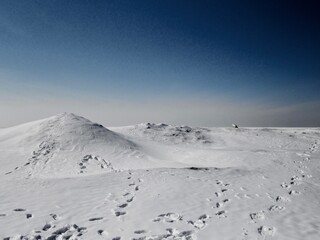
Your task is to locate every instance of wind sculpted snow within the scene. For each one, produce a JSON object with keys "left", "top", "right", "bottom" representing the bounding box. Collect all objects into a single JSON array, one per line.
[{"left": 0, "top": 113, "right": 319, "bottom": 239}]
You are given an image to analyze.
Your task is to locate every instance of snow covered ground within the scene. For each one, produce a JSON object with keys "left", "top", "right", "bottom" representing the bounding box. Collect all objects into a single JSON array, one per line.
[{"left": 0, "top": 113, "right": 319, "bottom": 240}]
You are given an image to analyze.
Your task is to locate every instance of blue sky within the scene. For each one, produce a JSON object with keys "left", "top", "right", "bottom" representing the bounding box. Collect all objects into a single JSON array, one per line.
[{"left": 0, "top": 0, "right": 320, "bottom": 127}]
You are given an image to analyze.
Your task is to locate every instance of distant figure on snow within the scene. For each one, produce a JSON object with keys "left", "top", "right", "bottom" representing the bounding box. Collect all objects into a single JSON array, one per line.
[{"left": 232, "top": 124, "right": 238, "bottom": 128}]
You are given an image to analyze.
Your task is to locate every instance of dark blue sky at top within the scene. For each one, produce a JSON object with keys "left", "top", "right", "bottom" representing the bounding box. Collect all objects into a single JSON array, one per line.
[{"left": 1, "top": 0, "right": 320, "bottom": 104}]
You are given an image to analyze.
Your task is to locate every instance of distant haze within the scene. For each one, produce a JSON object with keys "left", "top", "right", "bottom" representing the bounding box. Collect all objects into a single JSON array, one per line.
[
  {"left": 0, "top": 1, "right": 319, "bottom": 127},
  {"left": 1, "top": 94, "right": 320, "bottom": 128}
]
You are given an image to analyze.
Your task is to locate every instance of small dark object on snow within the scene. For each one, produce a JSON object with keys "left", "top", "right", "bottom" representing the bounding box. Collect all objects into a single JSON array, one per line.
[
  {"left": 232, "top": 124, "right": 238, "bottom": 128},
  {"left": 188, "top": 167, "right": 209, "bottom": 171}
]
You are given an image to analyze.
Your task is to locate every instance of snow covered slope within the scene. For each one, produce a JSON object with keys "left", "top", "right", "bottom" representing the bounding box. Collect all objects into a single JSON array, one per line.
[
  {"left": 0, "top": 113, "right": 158, "bottom": 178},
  {"left": 0, "top": 114, "right": 319, "bottom": 240}
]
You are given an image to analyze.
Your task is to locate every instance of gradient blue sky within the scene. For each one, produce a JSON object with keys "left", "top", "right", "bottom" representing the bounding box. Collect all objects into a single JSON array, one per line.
[{"left": 1, "top": 0, "right": 320, "bottom": 127}]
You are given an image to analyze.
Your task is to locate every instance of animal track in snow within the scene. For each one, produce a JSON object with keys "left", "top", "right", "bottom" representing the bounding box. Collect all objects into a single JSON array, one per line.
[
  {"left": 250, "top": 211, "right": 265, "bottom": 222},
  {"left": 289, "top": 190, "right": 301, "bottom": 195},
  {"left": 280, "top": 183, "right": 291, "bottom": 189},
  {"left": 114, "top": 211, "right": 126, "bottom": 217},
  {"left": 89, "top": 217, "right": 103, "bottom": 221},
  {"left": 153, "top": 213, "right": 183, "bottom": 223},
  {"left": 146, "top": 228, "right": 195, "bottom": 240},
  {"left": 215, "top": 199, "right": 230, "bottom": 208},
  {"left": 134, "top": 230, "right": 147, "bottom": 234},
  {"left": 98, "top": 229, "right": 107, "bottom": 235},
  {"left": 13, "top": 208, "right": 26, "bottom": 212},
  {"left": 257, "top": 226, "right": 276, "bottom": 237},
  {"left": 42, "top": 223, "right": 52, "bottom": 231},
  {"left": 215, "top": 210, "right": 227, "bottom": 218},
  {"left": 215, "top": 202, "right": 223, "bottom": 208},
  {"left": 269, "top": 205, "right": 285, "bottom": 212},
  {"left": 50, "top": 213, "right": 59, "bottom": 220},
  {"left": 188, "top": 214, "right": 210, "bottom": 230},
  {"left": 20, "top": 141, "right": 57, "bottom": 174},
  {"left": 127, "top": 196, "right": 135, "bottom": 203},
  {"left": 276, "top": 196, "right": 291, "bottom": 202},
  {"left": 47, "top": 224, "right": 87, "bottom": 240},
  {"left": 118, "top": 203, "right": 128, "bottom": 208},
  {"left": 215, "top": 192, "right": 222, "bottom": 197},
  {"left": 26, "top": 213, "right": 33, "bottom": 219},
  {"left": 79, "top": 154, "right": 115, "bottom": 174},
  {"left": 290, "top": 176, "right": 302, "bottom": 185}
]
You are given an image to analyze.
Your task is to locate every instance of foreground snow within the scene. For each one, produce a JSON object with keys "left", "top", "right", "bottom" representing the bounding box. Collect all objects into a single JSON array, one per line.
[{"left": 0, "top": 113, "right": 319, "bottom": 239}]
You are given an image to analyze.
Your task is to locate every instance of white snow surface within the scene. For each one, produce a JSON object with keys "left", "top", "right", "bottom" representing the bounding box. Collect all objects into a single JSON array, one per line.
[{"left": 0, "top": 113, "right": 319, "bottom": 239}]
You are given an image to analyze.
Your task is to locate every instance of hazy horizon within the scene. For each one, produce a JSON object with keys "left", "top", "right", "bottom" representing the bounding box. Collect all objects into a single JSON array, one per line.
[{"left": 1, "top": 0, "right": 319, "bottom": 127}]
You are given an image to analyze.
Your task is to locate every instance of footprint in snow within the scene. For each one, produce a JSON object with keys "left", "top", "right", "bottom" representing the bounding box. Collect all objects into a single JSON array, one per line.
[
  {"left": 258, "top": 226, "right": 276, "bottom": 237},
  {"left": 127, "top": 196, "right": 135, "bottom": 203},
  {"left": 276, "top": 196, "right": 291, "bottom": 202},
  {"left": 289, "top": 190, "right": 301, "bottom": 195},
  {"left": 114, "top": 211, "right": 126, "bottom": 217},
  {"left": 215, "top": 202, "right": 223, "bottom": 208},
  {"left": 281, "top": 183, "right": 291, "bottom": 189},
  {"left": 215, "top": 192, "right": 222, "bottom": 197},
  {"left": 188, "top": 214, "right": 210, "bottom": 230},
  {"left": 250, "top": 211, "right": 265, "bottom": 222},
  {"left": 13, "top": 208, "right": 26, "bottom": 212},
  {"left": 118, "top": 203, "right": 128, "bottom": 208},
  {"left": 216, "top": 180, "right": 223, "bottom": 185},
  {"left": 50, "top": 213, "right": 59, "bottom": 220},
  {"left": 47, "top": 224, "right": 87, "bottom": 239},
  {"left": 98, "top": 229, "right": 108, "bottom": 236},
  {"left": 42, "top": 223, "right": 52, "bottom": 231},
  {"left": 153, "top": 213, "right": 183, "bottom": 223},
  {"left": 215, "top": 199, "right": 230, "bottom": 208},
  {"left": 89, "top": 217, "right": 103, "bottom": 221},
  {"left": 134, "top": 230, "right": 147, "bottom": 234},
  {"left": 269, "top": 205, "right": 285, "bottom": 212},
  {"left": 215, "top": 210, "right": 227, "bottom": 218}
]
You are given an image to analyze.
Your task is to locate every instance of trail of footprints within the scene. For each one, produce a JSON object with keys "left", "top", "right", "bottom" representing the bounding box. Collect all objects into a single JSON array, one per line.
[
  {"left": 3, "top": 141, "right": 318, "bottom": 239},
  {"left": 78, "top": 154, "right": 116, "bottom": 174},
  {"left": 2, "top": 172, "right": 139, "bottom": 239},
  {"left": 111, "top": 173, "right": 142, "bottom": 218},
  {"left": 4, "top": 141, "right": 56, "bottom": 176},
  {"left": 244, "top": 140, "right": 319, "bottom": 239},
  {"left": 2, "top": 210, "right": 87, "bottom": 240}
]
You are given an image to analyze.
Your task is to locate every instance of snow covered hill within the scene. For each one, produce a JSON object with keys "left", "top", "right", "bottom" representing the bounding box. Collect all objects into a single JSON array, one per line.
[
  {"left": 0, "top": 113, "right": 153, "bottom": 178},
  {"left": 0, "top": 113, "right": 319, "bottom": 240}
]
